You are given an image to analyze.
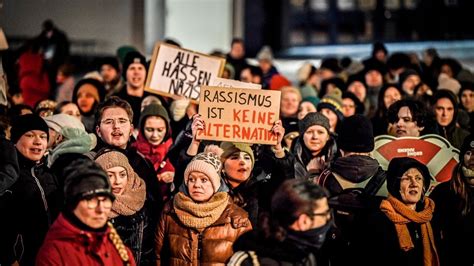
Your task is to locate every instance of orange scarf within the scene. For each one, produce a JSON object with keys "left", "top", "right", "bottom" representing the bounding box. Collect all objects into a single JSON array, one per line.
[{"left": 380, "top": 195, "right": 439, "bottom": 266}]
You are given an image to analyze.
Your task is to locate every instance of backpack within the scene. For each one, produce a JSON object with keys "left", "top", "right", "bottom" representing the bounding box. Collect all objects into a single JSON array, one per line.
[{"left": 316, "top": 167, "right": 386, "bottom": 265}]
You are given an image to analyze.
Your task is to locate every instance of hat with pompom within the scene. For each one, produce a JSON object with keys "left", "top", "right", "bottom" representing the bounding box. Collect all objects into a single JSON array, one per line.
[{"left": 184, "top": 145, "right": 223, "bottom": 192}]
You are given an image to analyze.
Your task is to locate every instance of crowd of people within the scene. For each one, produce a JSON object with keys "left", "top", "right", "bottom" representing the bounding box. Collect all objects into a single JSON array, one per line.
[{"left": 0, "top": 26, "right": 473, "bottom": 265}]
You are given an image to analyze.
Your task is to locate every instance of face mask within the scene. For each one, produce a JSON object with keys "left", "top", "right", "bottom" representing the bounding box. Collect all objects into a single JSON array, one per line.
[{"left": 287, "top": 219, "right": 333, "bottom": 250}]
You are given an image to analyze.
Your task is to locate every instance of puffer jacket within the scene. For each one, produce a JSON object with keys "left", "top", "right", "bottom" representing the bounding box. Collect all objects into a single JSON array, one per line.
[{"left": 155, "top": 198, "right": 252, "bottom": 265}]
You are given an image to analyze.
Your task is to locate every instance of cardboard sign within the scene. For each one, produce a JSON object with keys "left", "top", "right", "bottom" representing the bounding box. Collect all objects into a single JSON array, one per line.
[
  {"left": 197, "top": 86, "right": 281, "bottom": 145},
  {"left": 209, "top": 77, "right": 261, "bottom": 90},
  {"left": 373, "top": 134, "right": 460, "bottom": 190},
  {"left": 145, "top": 43, "right": 225, "bottom": 102}
]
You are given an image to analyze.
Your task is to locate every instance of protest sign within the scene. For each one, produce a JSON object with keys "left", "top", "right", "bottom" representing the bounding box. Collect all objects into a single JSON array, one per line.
[
  {"left": 209, "top": 77, "right": 261, "bottom": 90},
  {"left": 145, "top": 43, "right": 225, "bottom": 102},
  {"left": 373, "top": 134, "right": 460, "bottom": 192},
  {"left": 197, "top": 86, "right": 281, "bottom": 145}
]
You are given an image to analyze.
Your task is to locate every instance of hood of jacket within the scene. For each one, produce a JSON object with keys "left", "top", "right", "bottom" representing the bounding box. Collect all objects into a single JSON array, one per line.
[{"left": 331, "top": 155, "right": 380, "bottom": 183}]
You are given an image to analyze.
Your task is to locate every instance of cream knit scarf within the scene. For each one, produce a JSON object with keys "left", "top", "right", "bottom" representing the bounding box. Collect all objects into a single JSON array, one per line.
[{"left": 173, "top": 191, "right": 229, "bottom": 229}]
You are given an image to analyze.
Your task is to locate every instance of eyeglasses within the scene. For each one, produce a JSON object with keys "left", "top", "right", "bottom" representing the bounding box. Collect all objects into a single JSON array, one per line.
[
  {"left": 101, "top": 118, "right": 130, "bottom": 126},
  {"left": 85, "top": 196, "right": 112, "bottom": 209},
  {"left": 309, "top": 208, "right": 332, "bottom": 221}
]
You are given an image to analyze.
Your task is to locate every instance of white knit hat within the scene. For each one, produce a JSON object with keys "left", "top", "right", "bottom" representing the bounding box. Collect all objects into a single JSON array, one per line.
[{"left": 44, "top": 114, "right": 85, "bottom": 133}]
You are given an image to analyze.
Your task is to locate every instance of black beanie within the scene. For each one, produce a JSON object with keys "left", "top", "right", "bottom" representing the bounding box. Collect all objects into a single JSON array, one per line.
[
  {"left": 122, "top": 51, "right": 147, "bottom": 79},
  {"left": 10, "top": 114, "right": 49, "bottom": 144},
  {"left": 299, "top": 112, "right": 330, "bottom": 136},
  {"left": 386, "top": 157, "right": 431, "bottom": 201},
  {"left": 460, "top": 134, "right": 474, "bottom": 164},
  {"left": 338, "top": 114, "right": 374, "bottom": 153},
  {"left": 63, "top": 157, "right": 114, "bottom": 209},
  {"left": 99, "top": 56, "right": 120, "bottom": 73}
]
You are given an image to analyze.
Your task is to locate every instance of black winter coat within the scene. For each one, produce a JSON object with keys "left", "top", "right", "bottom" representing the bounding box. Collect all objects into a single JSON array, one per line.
[
  {"left": 430, "top": 181, "right": 474, "bottom": 266},
  {"left": 5, "top": 153, "right": 61, "bottom": 266}
]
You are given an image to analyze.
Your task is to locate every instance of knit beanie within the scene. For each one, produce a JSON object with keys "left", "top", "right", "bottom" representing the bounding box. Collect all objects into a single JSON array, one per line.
[
  {"left": 95, "top": 150, "right": 135, "bottom": 183},
  {"left": 99, "top": 56, "right": 120, "bottom": 73},
  {"left": 63, "top": 157, "right": 114, "bottom": 209},
  {"left": 338, "top": 114, "right": 374, "bottom": 153},
  {"left": 122, "top": 51, "right": 147, "bottom": 79},
  {"left": 184, "top": 146, "right": 223, "bottom": 192},
  {"left": 220, "top": 142, "right": 255, "bottom": 168},
  {"left": 460, "top": 134, "right": 474, "bottom": 164},
  {"left": 72, "top": 78, "right": 105, "bottom": 105},
  {"left": 298, "top": 112, "right": 330, "bottom": 136},
  {"left": 297, "top": 62, "right": 317, "bottom": 84},
  {"left": 386, "top": 157, "right": 431, "bottom": 201},
  {"left": 44, "top": 114, "right": 85, "bottom": 133},
  {"left": 269, "top": 74, "right": 291, "bottom": 90},
  {"left": 317, "top": 88, "right": 344, "bottom": 122},
  {"left": 11, "top": 113, "right": 49, "bottom": 144},
  {"left": 257, "top": 46, "right": 274, "bottom": 62},
  {"left": 139, "top": 103, "right": 170, "bottom": 137},
  {"left": 438, "top": 73, "right": 461, "bottom": 95},
  {"left": 320, "top": 58, "right": 342, "bottom": 73}
]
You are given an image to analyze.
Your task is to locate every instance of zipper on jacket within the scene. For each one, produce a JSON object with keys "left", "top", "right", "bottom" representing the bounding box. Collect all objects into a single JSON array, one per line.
[
  {"left": 31, "top": 167, "right": 51, "bottom": 225},
  {"left": 197, "top": 232, "right": 203, "bottom": 264}
]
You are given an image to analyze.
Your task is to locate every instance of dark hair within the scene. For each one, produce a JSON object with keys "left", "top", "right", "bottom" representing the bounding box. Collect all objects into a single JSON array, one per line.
[
  {"left": 231, "top": 38, "right": 244, "bottom": 46},
  {"left": 440, "top": 58, "right": 463, "bottom": 77},
  {"left": 342, "top": 91, "right": 365, "bottom": 115},
  {"left": 95, "top": 96, "right": 134, "bottom": 127},
  {"left": 375, "top": 84, "right": 404, "bottom": 118},
  {"left": 54, "top": 101, "right": 74, "bottom": 114},
  {"left": 263, "top": 179, "right": 329, "bottom": 241},
  {"left": 387, "top": 99, "right": 437, "bottom": 135}
]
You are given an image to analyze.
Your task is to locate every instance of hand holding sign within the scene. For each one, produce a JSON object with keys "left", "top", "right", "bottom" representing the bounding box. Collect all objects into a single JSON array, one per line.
[{"left": 197, "top": 86, "right": 281, "bottom": 145}]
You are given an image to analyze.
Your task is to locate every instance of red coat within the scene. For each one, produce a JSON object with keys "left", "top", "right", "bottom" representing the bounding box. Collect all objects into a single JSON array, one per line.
[
  {"left": 17, "top": 51, "right": 50, "bottom": 108},
  {"left": 36, "top": 213, "right": 136, "bottom": 266}
]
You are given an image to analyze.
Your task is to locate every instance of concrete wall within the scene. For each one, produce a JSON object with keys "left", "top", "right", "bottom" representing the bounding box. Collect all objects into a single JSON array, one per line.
[
  {"left": 0, "top": 0, "right": 233, "bottom": 56},
  {"left": 164, "top": 0, "right": 233, "bottom": 54},
  {"left": 0, "top": 0, "right": 139, "bottom": 55}
]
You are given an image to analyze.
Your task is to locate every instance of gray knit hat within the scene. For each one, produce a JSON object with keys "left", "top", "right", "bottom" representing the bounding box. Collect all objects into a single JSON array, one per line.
[{"left": 299, "top": 112, "right": 330, "bottom": 136}]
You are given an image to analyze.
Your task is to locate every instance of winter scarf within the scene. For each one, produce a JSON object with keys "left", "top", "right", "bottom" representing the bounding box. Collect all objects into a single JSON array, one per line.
[
  {"left": 47, "top": 128, "right": 96, "bottom": 167},
  {"left": 132, "top": 132, "right": 174, "bottom": 172},
  {"left": 173, "top": 191, "right": 229, "bottom": 229},
  {"left": 109, "top": 171, "right": 146, "bottom": 218},
  {"left": 380, "top": 195, "right": 439, "bottom": 266}
]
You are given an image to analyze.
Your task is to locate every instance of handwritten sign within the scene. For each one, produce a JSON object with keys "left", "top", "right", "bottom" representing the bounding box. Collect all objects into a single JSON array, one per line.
[
  {"left": 145, "top": 43, "right": 225, "bottom": 102},
  {"left": 197, "top": 86, "right": 281, "bottom": 145},
  {"left": 373, "top": 134, "right": 459, "bottom": 193},
  {"left": 209, "top": 77, "right": 261, "bottom": 90}
]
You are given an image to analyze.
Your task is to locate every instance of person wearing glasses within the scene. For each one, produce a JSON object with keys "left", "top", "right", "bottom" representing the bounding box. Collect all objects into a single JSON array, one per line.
[
  {"left": 92, "top": 96, "right": 161, "bottom": 237},
  {"left": 362, "top": 157, "right": 439, "bottom": 266},
  {"left": 36, "top": 158, "right": 136, "bottom": 266},
  {"left": 229, "top": 179, "right": 332, "bottom": 265}
]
